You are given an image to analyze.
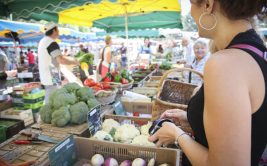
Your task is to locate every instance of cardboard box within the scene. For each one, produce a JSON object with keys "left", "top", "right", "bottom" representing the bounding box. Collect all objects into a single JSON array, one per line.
[
  {"left": 48, "top": 136, "right": 181, "bottom": 166},
  {"left": 0, "top": 108, "right": 34, "bottom": 127},
  {"left": 121, "top": 97, "right": 152, "bottom": 114}
]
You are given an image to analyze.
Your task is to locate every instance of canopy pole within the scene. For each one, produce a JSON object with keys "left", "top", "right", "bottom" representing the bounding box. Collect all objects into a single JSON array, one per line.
[{"left": 123, "top": 5, "right": 129, "bottom": 48}]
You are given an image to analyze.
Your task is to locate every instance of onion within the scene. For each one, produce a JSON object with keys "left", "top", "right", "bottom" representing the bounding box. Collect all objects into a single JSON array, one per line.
[
  {"left": 104, "top": 157, "right": 119, "bottom": 166},
  {"left": 132, "top": 158, "right": 146, "bottom": 166},
  {"left": 91, "top": 154, "right": 104, "bottom": 166},
  {"left": 148, "top": 158, "right": 155, "bottom": 166},
  {"left": 120, "top": 160, "right": 132, "bottom": 166}
]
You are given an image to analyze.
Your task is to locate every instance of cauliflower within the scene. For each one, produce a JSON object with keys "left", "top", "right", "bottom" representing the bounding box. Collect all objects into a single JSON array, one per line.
[
  {"left": 102, "top": 119, "right": 120, "bottom": 134},
  {"left": 140, "top": 122, "right": 152, "bottom": 136},
  {"left": 39, "top": 103, "right": 53, "bottom": 124},
  {"left": 51, "top": 106, "right": 71, "bottom": 127},
  {"left": 69, "top": 102, "right": 89, "bottom": 124},
  {"left": 92, "top": 131, "right": 113, "bottom": 141},
  {"left": 114, "top": 124, "right": 140, "bottom": 143},
  {"left": 131, "top": 135, "right": 155, "bottom": 147}
]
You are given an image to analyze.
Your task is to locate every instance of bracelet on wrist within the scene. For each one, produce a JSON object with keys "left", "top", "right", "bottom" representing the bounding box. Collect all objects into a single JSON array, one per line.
[{"left": 174, "top": 132, "right": 188, "bottom": 147}]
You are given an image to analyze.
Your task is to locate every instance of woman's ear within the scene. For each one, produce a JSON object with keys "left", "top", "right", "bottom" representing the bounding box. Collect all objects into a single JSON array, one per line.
[{"left": 205, "top": 0, "right": 215, "bottom": 14}]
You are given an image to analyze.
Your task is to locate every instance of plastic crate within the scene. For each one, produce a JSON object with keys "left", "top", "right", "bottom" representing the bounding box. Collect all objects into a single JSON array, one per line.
[
  {"left": 24, "top": 101, "right": 44, "bottom": 109},
  {"left": 23, "top": 96, "right": 45, "bottom": 104},
  {"left": 0, "top": 118, "right": 25, "bottom": 142},
  {"left": 0, "top": 125, "right": 7, "bottom": 143},
  {"left": 23, "top": 90, "right": 45, "bottom": 100}
]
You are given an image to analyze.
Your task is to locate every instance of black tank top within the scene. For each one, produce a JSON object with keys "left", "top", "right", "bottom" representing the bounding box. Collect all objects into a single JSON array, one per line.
[{"left": 185, "top": 29, "right": 267, "bottom": 166}]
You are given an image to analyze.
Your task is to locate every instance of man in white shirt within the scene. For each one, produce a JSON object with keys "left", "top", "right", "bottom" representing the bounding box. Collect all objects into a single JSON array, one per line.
[
  {"left": 177, "top": 36, "right": 195, "bottom": 65},
  {"left": 38, "top": 23, "right": 79, "bottom": 103}
]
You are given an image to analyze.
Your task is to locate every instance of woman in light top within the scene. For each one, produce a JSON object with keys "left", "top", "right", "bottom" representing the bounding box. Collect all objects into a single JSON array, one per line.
[{"left": 99, "top": 36, "right": 112, "bottom": 78}]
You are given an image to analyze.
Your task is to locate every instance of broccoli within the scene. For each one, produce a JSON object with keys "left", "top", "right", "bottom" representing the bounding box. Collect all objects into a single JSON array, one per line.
[
  {"left": 52, "top": 93, "right": 77, "bottom": 110},
  {"left": 39, "top": 103, "right": 54, "bottom": 124},
  {"left": 51, "top": 106, "right": 71, "bottom": 127},
  {"left": 76, "top": 87, "right": 94, "bottom": 102},
  {"left": 63, "top": 83, "right": 81, "bottom": 94},
  {"left": 49, "top": 88, "right": 68, "bottom": 105},
  {"left": 69, "top": 102, "right": 89, "bottom": 124},
  {"left": 87, "top": 98, "right": 100, "bottom": 110}
]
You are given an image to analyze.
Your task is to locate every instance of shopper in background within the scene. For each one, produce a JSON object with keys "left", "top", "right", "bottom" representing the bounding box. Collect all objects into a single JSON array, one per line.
[
  {"left": 187, "top": 39, "right": 209, "bottom": 85},
  {"left": 27, "top": 48, "right": 35, "bottom": 71},
  {"left": 19, "top": 51, "right": 25, "bottom": 65},
  {"left": 177, "top": 36, "right": 195, "bottom": 65},
  {"left": 120, "top": 43, "right": 127, "bottom": 68},
  {"left": 157, "top": 44, "right": 164, "bottom": 54},
  {"left": 0, "top": 49, "right": 8, "bottom": 80},
  {"left": 38, "top": 23, "right": 79, "bottom": 103},
  {"left": 139, "top": 38, "right": 151, "bottom": 54},
  {"left": 79, "top": 44, "right": 88, "bottom": 53},
  {"left": 98, "top": 36, "right": 112, "bottom": 78},
  {"left": 149, "top": 0, "right": 267, "bottom": 165}
]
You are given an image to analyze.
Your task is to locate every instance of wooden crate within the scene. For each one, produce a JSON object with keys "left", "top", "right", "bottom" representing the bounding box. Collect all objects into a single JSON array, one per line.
[
  {"left": 31, "top": 122, "right": 89, "bottom": 137},
  {"left": 0, "top": 129, "right": 69, "bottom": 166}
]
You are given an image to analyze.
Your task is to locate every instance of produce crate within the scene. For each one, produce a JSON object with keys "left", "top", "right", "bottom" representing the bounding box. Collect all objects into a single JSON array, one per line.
[
  {"left": 103, "top": 114, "right": 151, "bottom": 126},
  {"left": 23, "top": 90, "right": 45, "bottom": 100},
  {"left": 0, "top": 129, "right": 69, "bottom": 166},
  {"left": 0, "top": 98, "right": 12, "bottom": 111},
  {"left": 121, "top": 97, "right": 152, "bottom": 115},
  {"left": 24, "top": 101, "right": 44, "bottom": 110},
  {"left": 49, "top": 136, "right": 181, "bottom": 166},
  {"left": 132, "top": 87, "right": 158, "bottom": 97},
  {"left": 144, "top": 76, "right": 162, "bottom": 87},
  {"left": 31, "top": 122, "right": 89, "bottom": 137},
  {"left": 0, "top": 118, "right": 25, "bottom": 143},
  {"left": 0, "top": 108, "right": 34, "bottom": 127}
]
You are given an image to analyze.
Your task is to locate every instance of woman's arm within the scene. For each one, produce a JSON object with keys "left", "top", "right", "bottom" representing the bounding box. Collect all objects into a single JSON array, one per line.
[
  {"left": 182, "top": 51, "right": 251, "bottom": 166},
  {"left": 150, "top": 50, "right": 251, "bottom": 166}
]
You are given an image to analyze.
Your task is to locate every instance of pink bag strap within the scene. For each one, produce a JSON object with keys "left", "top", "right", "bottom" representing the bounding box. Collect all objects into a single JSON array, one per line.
[{"left": 230, "top": 44, "right": 267, "bottom": 61}]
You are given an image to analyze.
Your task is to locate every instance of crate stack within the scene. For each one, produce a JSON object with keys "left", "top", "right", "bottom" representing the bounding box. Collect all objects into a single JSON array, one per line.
[{"left": 23, "top": 90, "right": 45, "bottom": 121}]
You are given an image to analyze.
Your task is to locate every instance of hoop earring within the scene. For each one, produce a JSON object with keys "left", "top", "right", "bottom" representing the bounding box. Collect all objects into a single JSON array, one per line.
[{"left": 198, "top": 12, "right": 217, "bottom": 31}]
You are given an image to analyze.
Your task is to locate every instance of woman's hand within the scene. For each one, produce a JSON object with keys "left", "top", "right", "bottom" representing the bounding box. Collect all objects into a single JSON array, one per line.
[
  {"left": 148, "top": 122, "right": 184, "bottom": 147},
  {"left": 160, "top": 109, "right": 189, "bottom": 127}
]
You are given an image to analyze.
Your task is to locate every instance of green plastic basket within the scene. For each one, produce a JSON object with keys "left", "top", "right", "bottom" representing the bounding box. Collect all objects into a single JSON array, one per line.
[
  {"left": 0, "top": 125, "right": 7, "bottom": 143},
  {"left": 24, "top": 101, "right": 44, "bottom": 109},
  {"left": 24, "top": 96, "right": 45, "bottom": 104},
  {"left": 23, "top": 90, "right": 45, "bottom": 100}
]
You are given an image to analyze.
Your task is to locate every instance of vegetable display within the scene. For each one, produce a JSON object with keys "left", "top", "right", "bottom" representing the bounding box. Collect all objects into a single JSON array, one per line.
[
  {"left": 88, "top": 154, "right": 170, "bottom": 166},
  {"left": 39, "top": 83, "right": 99, "bottom": 127},
  {"left": 51, "top": 106, "right": 71, "bottom": 127},
  {"left": 102, "top": 70, "right": 133, "bottom": 84},
  {"left": 92, "top": 119, "right": 155, "bottom": 146},
  {"left": 84, "top": 78, "right": 113, "bottom": 92},
  {"left": 39, "top": 104, "right": 53, "bottom": 124},
  {"left": 69, "top": 102, "right": 89, "bottom": 124},
  {"left": 159, "top": 61, "right": 172, "bottom": 70}
]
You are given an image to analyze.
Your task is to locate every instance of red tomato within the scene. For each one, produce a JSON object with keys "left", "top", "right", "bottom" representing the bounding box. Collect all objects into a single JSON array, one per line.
[
  {"left": 102, "top": 83, "right": 111, "bottom": 90},
  {"left": 92, "top": 86, "right": 102, "bottom": 92},
  {"left": 121, "top": 78, "right": 129, "bottom": 84},
  {"left": 84, "top": 78, "right": 96, "bottom": 87},
  {"left": 103, "top": 77, "right": 111, "bottom": 82},
  {"left": 95, "top": 83, "right": 103, "bottom": 89}
]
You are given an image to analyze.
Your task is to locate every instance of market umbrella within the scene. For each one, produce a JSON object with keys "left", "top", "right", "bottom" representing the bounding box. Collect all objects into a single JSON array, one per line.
[{"left": 96, "top": 29, "right": 160, "bottom": 38}]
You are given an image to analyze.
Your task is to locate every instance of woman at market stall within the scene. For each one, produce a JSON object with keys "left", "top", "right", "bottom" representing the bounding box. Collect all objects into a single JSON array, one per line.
[
  {"left": 98, "top": 36, "right": 112, "bottom": 78},
  {"left": 149, "top": 0, "right": 267, "bottom": 166},
  {"left": 187, "top": 38, "right": 210, "bottom": 85}
]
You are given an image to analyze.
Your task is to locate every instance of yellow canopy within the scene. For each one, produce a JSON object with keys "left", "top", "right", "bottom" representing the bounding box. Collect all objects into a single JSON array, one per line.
[{"left": 59, "top": 0, "right": 181, "bottom": 27}]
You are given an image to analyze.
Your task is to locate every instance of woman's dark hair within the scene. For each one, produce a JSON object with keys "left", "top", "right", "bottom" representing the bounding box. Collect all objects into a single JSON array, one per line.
[
  {"left": 45, "top": 27, "right": 57, "bottom": 36},
  {"left": 193, "top": 0, "right": 267, "bottom": 20}
]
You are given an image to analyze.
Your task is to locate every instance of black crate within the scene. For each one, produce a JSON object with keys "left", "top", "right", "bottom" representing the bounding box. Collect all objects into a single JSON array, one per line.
[{"left": 0, "top": 118, "right": 25, "bottom": 143}]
